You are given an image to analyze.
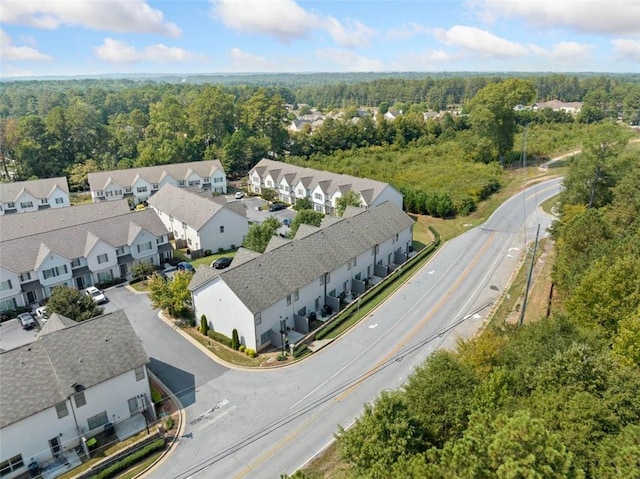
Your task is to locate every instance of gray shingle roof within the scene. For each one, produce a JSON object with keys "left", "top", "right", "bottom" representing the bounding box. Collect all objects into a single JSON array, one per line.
[
  {"left": 250, "top": 159, "right": 392, "bottom": 206},
  {"left": 88, "top": 160, "right": 224, "bottom": 191},
  {"left": 148, "top": 184, "right": 245, "bottom": 230},
  {"left": 0, "top": 208, "right": 168, "bottom": 274},
  {"left": 190, "top": 201, "right": 414, "bottom": 314},
  {"left": 0, "top": 310, "right": 148, "bottom": 428},
  {"left": 0, "top": 177, "right": 70, "bottom": 203}
]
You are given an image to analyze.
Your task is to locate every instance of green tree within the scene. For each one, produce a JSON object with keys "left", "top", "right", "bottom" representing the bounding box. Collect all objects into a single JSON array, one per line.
[
  {"left": 200, "top": 314, "right": 209, "bottom": 335},
  {"left": 468, "top": 79, "right": 536, "bottom": 165},
  {"left": 243, "top": 217, "right": 280, "bottom": 253},
  {"left": 593, "top": 424, "right": 640, "bottom": 479},
  {"left": 232, "top": 328, "right": 240, "bottom": 350},
  {"left": 612, "top": 310, "right": 640, "bottom": 368},
  {"left": 46, "top": 285, "right": 104, "bottom": 322},
  {"left": 289, "top": 209, "right": 324, "bottom": 237},
  {"left": 68, "top": 159, "right": 100, "bottom": 192},
  {"left": 131, "top": 261, "right": 156, "bottom": 279},
  {"left": 292, "top": 197, "right": 312, "bottom": 211},
  {"left": 337, "top": 390, "right": 428, "bottom": 479},
  {"left": 261, "top": 188, "right": 277, "bottom": 203},
  {"left": 335, "top": 190, "right": 362, "bottom": 217},
  {"left": 148, "top": 270, "right": 193, "bottom": 318}
]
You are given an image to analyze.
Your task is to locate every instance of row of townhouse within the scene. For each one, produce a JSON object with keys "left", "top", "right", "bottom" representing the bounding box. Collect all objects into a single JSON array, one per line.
[
  {"left": 0, "top": 200, "right": 171, "bottom": 312},
  {"left": 0, "top": 310, "right": 153, "bottom": 479},
  {"left": 88, "top": 160, "right": 227, "bottom": 205},
  {"left": 189, "top": 201, "right": 414, "bottom": 352},
  {"left": 248, "top": 159, "right": 403, "bottom": 215},
  {"left": 148, "top": 184, "right": 248, "bottom": 255},
  {"left": 0, "top": 177, "right": 71, "bottom": 215}
]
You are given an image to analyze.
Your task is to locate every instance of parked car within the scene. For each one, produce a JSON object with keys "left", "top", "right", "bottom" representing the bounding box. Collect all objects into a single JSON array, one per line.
[
  {"left": 269, "top": 203, "right": 286, "bottom": 212},
  {"left": 234, "top": 191, "right": 245, "bottom": 199},
  {"left": 85, "top": 286, "right": 107, "bottom": 304},
  {"left": 176, "top": 261, "right": 195, "bottom": 272},
  {"left": 211, "top": 257, "right": 233, "bottom": 269},
  {"left": 18, "top": 312, "right": 37, "bottom": 330},
  {"left": 36, "top": 306, "right": 50, "bottom": 322}
]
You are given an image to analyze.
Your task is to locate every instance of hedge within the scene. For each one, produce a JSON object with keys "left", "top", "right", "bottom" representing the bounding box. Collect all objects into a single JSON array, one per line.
[
  {"left": 207, "top": 330, "right": 233, "bottom": 348},
  {"left": 95, "top": 277, "right": 127, "bottom": 290},
  {"left": 91, "top": 438, "right": 165, "bottom": 479},
  {"left": 0, "top": 306, "right": 33, "bottom": 322}
]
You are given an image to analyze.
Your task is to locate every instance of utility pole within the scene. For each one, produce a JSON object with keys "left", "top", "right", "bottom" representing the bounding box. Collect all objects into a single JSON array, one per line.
[{"left": 519, "top": 224, "right": 540, "bottom": 326}]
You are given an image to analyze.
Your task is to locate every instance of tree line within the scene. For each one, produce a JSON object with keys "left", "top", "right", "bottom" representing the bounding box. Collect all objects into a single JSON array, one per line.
[{"left": 315, "top": 123, "right": 640, "bottom": 478}]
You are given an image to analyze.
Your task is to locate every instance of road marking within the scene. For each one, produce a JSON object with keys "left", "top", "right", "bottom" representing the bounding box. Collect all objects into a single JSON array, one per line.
[
  {"left": 428, "top": 270, "right": 435, "bottom": 274},
  {"left": 473, "top": 313, "right": 482, "bottom": 319},
  {"left": 368, "top": 323, "right": 378, "bottom": 329}
]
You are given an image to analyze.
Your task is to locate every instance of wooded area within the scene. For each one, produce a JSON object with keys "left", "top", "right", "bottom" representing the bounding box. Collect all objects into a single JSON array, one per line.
[{"left": 323, "top": 128, "right": 640, "bottom": 479}]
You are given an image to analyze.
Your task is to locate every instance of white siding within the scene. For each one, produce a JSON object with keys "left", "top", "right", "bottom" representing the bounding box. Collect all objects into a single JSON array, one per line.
[{"left": 198, "top": 209, "right": 248, "bottom": 253}]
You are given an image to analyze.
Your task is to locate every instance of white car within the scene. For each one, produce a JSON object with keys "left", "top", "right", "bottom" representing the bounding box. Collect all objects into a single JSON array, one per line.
[
  {"left": 234, "top": 191, "right": 245, "bottom": 199},
  {"left": 85, "top": 286, "right": 107, "bottom": 304},
  {"left": 36, "top": 306, "right": 50, "bottom": 322}
]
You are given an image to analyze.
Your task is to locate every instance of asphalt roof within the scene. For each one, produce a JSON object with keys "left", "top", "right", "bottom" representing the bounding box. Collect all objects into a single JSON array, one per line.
[
  {"left": 250, "top": 159, "right": 392, "bottom": 206},
  {"left": 147, "top": 184, "right": 246, "bottom": 230},
  {"left": 0, "top": 309, "right": 148, "bottom": 428},
  {"left": 0, "top": 177, "right": 70, "bottom": 203},
  {"left": 88, "top": 160, "right": 225, "bottom": 191},
  {"left": 0, "top": 208, "right": 169, "bottom": 274},
  {"left": 190, "top": 201, "right": 414, "bottom": 314}
]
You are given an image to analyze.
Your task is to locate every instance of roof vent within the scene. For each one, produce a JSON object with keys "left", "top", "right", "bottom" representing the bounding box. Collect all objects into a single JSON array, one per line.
[{"left": 104, "top": 337, "right": 109, "bottom": 342}]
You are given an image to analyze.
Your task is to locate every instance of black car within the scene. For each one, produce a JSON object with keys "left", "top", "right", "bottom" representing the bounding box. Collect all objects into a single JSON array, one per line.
[
  {"left": 211, "top": 257, "right": 233, "bottom": 269},
  {"left": 269, "top": 203, "right": 286, "bottom": 212}
]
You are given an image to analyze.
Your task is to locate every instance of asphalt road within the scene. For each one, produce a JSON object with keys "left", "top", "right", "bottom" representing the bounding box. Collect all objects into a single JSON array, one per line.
[{"left": 115, "top": 177, "right": 563, "bottom": 479}]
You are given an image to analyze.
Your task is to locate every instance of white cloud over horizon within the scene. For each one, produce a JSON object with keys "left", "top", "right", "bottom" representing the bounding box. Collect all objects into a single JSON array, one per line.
[
  {"left": 94, "top": 38, "right": 204, "bottom": 63},
  {"left": 612, "top": 39, "right": 640, "bottom": 62},
  {"left": 0, "top": 28, "right": 52, "bottom": 61},
  {"left": 316, "top": 48, "right": 384, "bottom": 72},
  {"left": 434, "top": 25, "right": 528, "bottom": 59}
]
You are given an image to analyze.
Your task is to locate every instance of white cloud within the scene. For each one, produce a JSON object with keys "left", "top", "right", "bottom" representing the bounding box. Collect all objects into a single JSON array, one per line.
[
  {"left": 612, "top": 39, "right": 640, "bottom": 62},
  {"left": 94, "top": 38, "right": 204, "bottom": 63},
  {"left": 478, "top": 0, "right": 640, "bottom": 35},
  {"left": 228, "top": 47, "right": 274, "bottom": 71},
  {"left": 0, "top": 28, "right": 52, "bottom": 61},
  {"left": 392, "top": 49, "right": 460, "bottom": 70},
  {"left": 1, "top": 0, "right": 180, "bottom": 37},
  {"left": 434, "top": 25, "right": 528, "bottom": 59},
  {"left": 529, "top": 41, "right": 594, "bottom": 63},
  {"left": 212, "top": 0, "right": 375, "bottom": 47},
  {"left": 387, "top": 22, "right": 431, "bottom": 40},
  {"left": 316, "top": 48, "right": 384, "bottom": 71}
]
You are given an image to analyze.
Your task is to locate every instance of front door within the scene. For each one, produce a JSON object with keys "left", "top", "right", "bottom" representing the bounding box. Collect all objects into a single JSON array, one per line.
[
  {"left": 75, "top": 276, "right": 86, "bottom": 289},
  {"left": 119, "top": 263, "right": 128, "bottom": 277},
  {"left": 49, "top": 436, "right": 61, "bottom": 456},
  {"left": 26, "top": 291, "right": 37, "bottom": 304}
]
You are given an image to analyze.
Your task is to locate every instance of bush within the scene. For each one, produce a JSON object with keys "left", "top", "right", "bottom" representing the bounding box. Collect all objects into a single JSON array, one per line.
[
  {"left": 0, "top": 306, "right": 33, "bottom": 322},
  {"left": 230, "top": 244, "right": 236, "bottom": 249},
  {"left": 231, "top": 329, "right": 240, "bottom": 350},
  {"left": 239, "top": 345, "right": 246, "bottom": 353},
  {"left": 200, "top": 314, "right": 209, "bottom": 335},
  {"left": 207, "top": 330, "right": 233, "bottom": 348},
  {"left": 245, "top": 348, "right": 256, "bottom": 358},
  {"left": 131, "top": 261, "right": 156, "bottom": 279},
  {"left": 204, "top": 249, "right": 212, "bottom": 256},
  {"left": 151, "top": 388, "right": 162, "bottom": 405},
  {"left": 94, "top": 438, "right": 165, "bottom": 479},
  {"left": 218, "top": 247, "right": 224, "bottom": 253},
  {"left": 95, "top": 277, "right": 127, "bottom": 290},
  {"left": 164, "top": 415, "right": 174, "bottom": 430}
]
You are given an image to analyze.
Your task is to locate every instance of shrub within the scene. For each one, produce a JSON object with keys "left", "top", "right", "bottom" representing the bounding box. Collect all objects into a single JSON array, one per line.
[
  {"left": 151, "top": 388, "right": 162, "bottom": 405},
  {"left": 230, "top": 244, "right": 236, "bottom": 249},
  {"left": 231, "top": 328, "right": 240, "bottom": 350},
  {"left": 207, "top": 330, "right": 233, "bottom": 348},
  {"left": 0, "top": 306, "right": 32, "bottom": 322},
  {"left": 164, "top": 415, "right": 174, "bottom": 430},
  {"left": 245, "top": 348, "right": 256, "bottom": 358},
  {"left": 95, "top": 277, "right": 127, "bottom": 290},
  {"left": 239, "top": 345, "right": 246, "bottom": 353},
  {"left": 218, "top": 247, "right": 224, "bottom": 253},
  {"left": 94, "top": 438, "right": 165, "bottom": 479},
  {"left": 200, "top": 314, "right": 209, "bottom": 335},
  {"left": 131, "top": 261, "right": 156, "bottom": 279},
  {"left": 204, "top": 249, "right": 212, "bottom": 256}
]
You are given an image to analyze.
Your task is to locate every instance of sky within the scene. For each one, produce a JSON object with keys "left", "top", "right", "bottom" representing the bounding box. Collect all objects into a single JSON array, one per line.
[{"left": 1, "top": 0, "right": 639, "bottom": 78}]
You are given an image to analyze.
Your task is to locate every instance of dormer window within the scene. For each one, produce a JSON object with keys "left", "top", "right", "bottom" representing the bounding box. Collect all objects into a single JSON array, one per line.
[
  {"left": 178, "top": 180, "right": 186, "bottom": 187},
  {"left": 203, "top": 177, "right": 210, "bottom": 184}
]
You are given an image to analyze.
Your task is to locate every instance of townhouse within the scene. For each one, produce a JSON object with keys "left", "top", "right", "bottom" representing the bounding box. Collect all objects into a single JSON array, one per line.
[
  {"left": 248, "top": 159, "right": 403, "bottom": 215},
  {"left": 88, "top": 160, "right": 227, "bottom": 205},
  {"left": 148, "top": 184, "right": 247, "bottom": 255},
  {"left": 0, "top": 177, "right": 70, "bottom": 216},
  {"left": 0, "top": 310, "right": 153, "bottom": 479},
  {"left": 0, "top": 201, "right": 171, "bottom": 312},
  {"left": 189, "top": 201, "right": 414, "bottom": 352}
]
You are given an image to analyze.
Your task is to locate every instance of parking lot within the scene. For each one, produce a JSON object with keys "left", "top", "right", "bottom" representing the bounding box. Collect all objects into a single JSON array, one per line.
[{"left": 237, "top": 195, "right": 295, "bottom": 226}]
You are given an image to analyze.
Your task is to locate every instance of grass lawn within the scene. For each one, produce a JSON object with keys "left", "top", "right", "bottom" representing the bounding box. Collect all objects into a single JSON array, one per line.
[{"left": 174, "top": 248, "right": 239, "bottom": 268}]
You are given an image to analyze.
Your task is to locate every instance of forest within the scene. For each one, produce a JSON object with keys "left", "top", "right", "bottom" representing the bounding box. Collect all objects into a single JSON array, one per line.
[
  {"left": 311, "top": 123, "right": 640, "bottom": 479},
  {"left": 1, "top": 73, "right": 639, "bottom": 218}
]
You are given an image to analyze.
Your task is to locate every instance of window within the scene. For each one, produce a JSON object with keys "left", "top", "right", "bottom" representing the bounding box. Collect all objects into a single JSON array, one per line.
[
  {"left": 188, "top": 180, "right": 200, "bottom": 187},
  {"left": 0, "top": 454, "right": 24, "bottom": 476},
  {"left": 40, "top": 198, "right": 48, "bottom": 204},
  {"left": 152, "top": 183, "right": 159, "bottom": 190},
  {"left": 297, "top": 306, "right": 306, "bottom": 316},
  {"left": 116, "top": 246, "right": 126, "bottom": 256},
  {"left": 314, "top": 193, "right": 322, "bottom": 200},
  {"left": 178, "top": 180, "right": 186, "bottom": 187},
  {"left": 137, "top": 241, "right": 152, "bottom": 253},
  {"left": 95, "top": 191, "right": 104, "bottom": 197},
  {"left": 286, "top": 294, "right": 291, "bottom": 306},
  {"left": 0, "top": 298, "right": 17, "bottom": 311},
  {"left": 182, "top": 222, "right": 187, "bottom": 229},
  {"left": 43, "top": 265, "right": 68, "bottom": 280},
  {"left": 294, "top": 290, "right": 299, "bottom": 301},
  {"left": 0, "top": 279, "right": 12, "bottom": 291},
  {"left": 97, "top": 271, "right": 113, "bottom": 283},
  {"left": 20, "top": 272, "right": 31, "bottom": 282},
  {"left": 74, "top": 391, "right": 86, "bottom": 408},
  {"left": 255, "top": 313, "right": 261, "bottom": 325},
  {"left": 71, "top": 258, "right": 81, "bottom": 268},
  {"left": 105, "top": 191, "right": 113, "bottom": 197},
  {"left": 297, "top": 188, "right": 303, "bottom": 196},
  {"left": 55, "top": 197, "right": 64, "bottom": 204},
  {"left": 260, "top": 331, "right": 271, "bottom": 344},
  {"left": 7, "top": 202, "right": 15, "bottom": 208},
  {"left": 128, "top": 397, "right": 139, "bottom": 414},
  {"left": 97, "top": 253, "right": 109, "bottom": 264},
  {"left": 56, "top": 401, "right": 69, "bottom": 419},
  {"left": 214, "top": 177, "right": 223, "bottom": 183},
  {"left": 282, "top": 185, "right": 289, "bottom": 192},
  {"left": 187, "top": 237, "right": 192, "bottom": 245},
  {"left": 87, "top": 411, "right": 108, "bottom": 431},
  {"left": 319, "top": 275, "right": 324, "bottom": 286},
  {"left": 136, "top": 186, "right": 147, "bottom": 193},
  {"left": 135, "top": 366, "right": 145, "bottom": 381},
  {"left": 266, "top": 180, "right": 272, "bottom": 187},
  {"left": 219, "top": 226, "right": 224, "bottom": 233},
  {"left": 20, "top": 201, "right": 33, "bottom": 208},
  {"left": 115, "top": 189, "right": 122, "bottom": 196},
  {"left": 203, "top": 177, "right": 210, "bottom": 184},
  {"left": 125, "top": 187, "right": 132, "bottom": 193}
]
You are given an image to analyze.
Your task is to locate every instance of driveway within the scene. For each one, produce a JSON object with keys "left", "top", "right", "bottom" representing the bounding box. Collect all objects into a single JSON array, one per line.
[{"left": 240, "top": 196, "right": 295, "bottom": 225}]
